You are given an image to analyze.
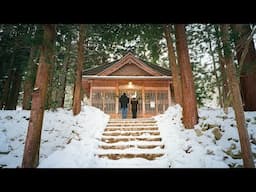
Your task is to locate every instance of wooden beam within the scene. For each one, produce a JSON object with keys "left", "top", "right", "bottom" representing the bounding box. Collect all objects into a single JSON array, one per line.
[
  {"left": 144, "top": 87, "right": 169, "bottom": 90},
  {"left": 89, "top": 81, "right": 93, "bottom": 105},
  {"left": 115, "top": 81, "right": 119, "bottom": 118},
  {"left": 83, "top": 75, "right": 172, "bottom": 80},
  {"left": 92, "top": 87, "right": 116, "bottom": 90},
  {"left": 168, "top": 82, "right": 171, "bottom": 106},
  {"left": 142, "top": 82, "right": 145, "bottom": 117},
  {"left": 97, "top": 54, "right": 163, "bottom": 76}
]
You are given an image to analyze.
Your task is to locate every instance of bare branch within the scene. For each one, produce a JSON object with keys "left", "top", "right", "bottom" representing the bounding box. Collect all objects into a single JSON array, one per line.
[{"left": 239, "top": 26, "right": 256, "bottom": 72}]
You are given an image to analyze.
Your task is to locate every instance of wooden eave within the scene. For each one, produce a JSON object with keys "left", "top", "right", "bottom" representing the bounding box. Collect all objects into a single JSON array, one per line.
[{"left": 97, "top": 53, "right": 163, "bottom": 76}]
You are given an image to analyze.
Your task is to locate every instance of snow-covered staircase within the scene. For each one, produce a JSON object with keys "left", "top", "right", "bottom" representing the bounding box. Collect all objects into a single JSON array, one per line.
[{"left": 97, "top": 118, "right": 165, "bottom": 160}]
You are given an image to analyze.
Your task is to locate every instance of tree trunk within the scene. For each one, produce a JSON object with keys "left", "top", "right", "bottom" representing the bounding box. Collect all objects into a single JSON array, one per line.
[
  {"left": 22, "top": 24, "right": 55, "bottom": 168},
  {"left": 73, "top": 24, "right": 85, "bottom": 116},
  {"left": 232, "top": 24, "right": 256, "bottom": 111},
  {"left": 214, "top": 25, "right": 229, "bottom": 113},
  {"left": 60, "top": 60, "right": 69, "bottom": 108},
  {"left": 163, "top": 24, "right": 182, "bottom": 105},
  {"left": 22, "top": 46, "right": 38, "bottom": 110},
  {"left": 4, "top": 68, "right": 16, "bottom": 110},
  {"left": 220, "top": 24, "right": 254, "bottom": 168},
  {"left": 206, "top": 25, "right": 221, "bottom": 107},
  {"left": 1, "top": 69, "right": 15, "bottom": 109},
  {"left": 45, "top": 31, "right": 56, "bottom": 110},
  {"left": 175, "top": 24, "right": 198, "bottom": 129},
  {"left": 5, "top": 69, "right": 22, "bottom": 110},
  {"left": 56, "top": 37, "right": 72, "bottom": 108},
  {"left": 0, "top": 52, "right": 15, "bottom": 109}
]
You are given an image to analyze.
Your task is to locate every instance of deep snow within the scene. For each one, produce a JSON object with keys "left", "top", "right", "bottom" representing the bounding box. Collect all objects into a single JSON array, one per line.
[{"left": 0, "top": 105, "right": 255, "bottom": 168}]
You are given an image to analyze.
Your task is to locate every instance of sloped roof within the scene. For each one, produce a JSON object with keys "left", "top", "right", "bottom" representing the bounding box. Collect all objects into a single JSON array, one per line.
[
  {"left": 83, "top": 53, "right": 171, "bottom": 76},
  {"left": 83, "top": 60, "right": 117, "bottom": 75}
]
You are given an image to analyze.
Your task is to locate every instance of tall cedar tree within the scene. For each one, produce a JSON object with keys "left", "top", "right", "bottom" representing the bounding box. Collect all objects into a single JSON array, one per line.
[
  {"left": 58, "top": 36, "right": 72, "bottom": 108},
  {"left": 220, "top": 24, "right": 255, "bottom": 168},
  {"left": 5, "top": 68, "right": 22, "bottom": 109},
  {"left": 22, "top": 25, "right": 56, "bottom": 168},
  {"left": 73, "top": 24, "right": 85, "bottom": 115},
  {"left": 1, "top": 48, "right": 15, "bottom": 109},
  {"left": 206, "top": 25, "right": 222, "bottom": 107},
  {"left": 1, "top": 68, "right": 15, "bottom": 109},
  {"left": 175, "top": 24, "right": 198, "bottom": 128},
  {"left": 22, "top": 46, "right": 38, "bottom": 109},
  {"left": 232, "top": 24, "right": 256, "bottom": 111},
  {"left": 214, "top": 25, "right": 230, "bottom": 112},
  {"left": 163, "top": 24, "right": 182, "bottom": 105}
]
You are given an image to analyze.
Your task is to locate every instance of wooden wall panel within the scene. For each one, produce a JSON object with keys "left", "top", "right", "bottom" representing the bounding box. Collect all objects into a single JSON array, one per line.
[
  {"left": 82, "top": 78, "right": 173, "bottom": 117},
  {"left": 110, "top": 64, "right": 152, "bottom": 76}
]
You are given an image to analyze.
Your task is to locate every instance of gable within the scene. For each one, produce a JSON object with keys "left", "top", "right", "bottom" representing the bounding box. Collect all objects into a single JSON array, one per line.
[
  {"left": 98, "top": 53, "right": 162, "bottom": 76},
  {"left": 110, "top": 63, "right": 152, "bottom": 76},
  {"left": 83, "top": 52, "right": 171, "bottom": 76}
]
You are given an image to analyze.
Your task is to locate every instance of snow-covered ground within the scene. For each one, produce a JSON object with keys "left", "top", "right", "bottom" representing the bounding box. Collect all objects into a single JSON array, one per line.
[
  {"left": 0, "top": 106, "right": 109, "bottom": 168},
  {"left": 0, "top": 105, "right": 256, "bottom": 168},
  {"left": 156, "top": 105, "right": 256, "bottom": 168}
]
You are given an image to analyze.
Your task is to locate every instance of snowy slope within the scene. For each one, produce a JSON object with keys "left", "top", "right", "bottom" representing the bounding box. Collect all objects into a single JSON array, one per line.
[
  {"left": 0, "top": 105, "right": 255, "bottom": 168},
  {"left": 0, "top": 106, "right": 109, "bottom": 168}
]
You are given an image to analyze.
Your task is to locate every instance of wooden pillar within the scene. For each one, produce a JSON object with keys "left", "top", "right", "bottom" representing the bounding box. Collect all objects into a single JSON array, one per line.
[
  {"left": 89, "top": 81, "right": 93, "bottom": 106},
  {"left": 102, "top": 92, "right": 105, "bottom": 112},
  {"left": 115, "top": 81, "right": 119, "bottom": 118},
  {"left": 168, "top": 81, "right": 171, "bottom": 106},
  {"left": 155, "top": 90, "right": 158, "bottom": 115},
  {"left": 142, "top": 81, "right": 145, "bottom": 117}
]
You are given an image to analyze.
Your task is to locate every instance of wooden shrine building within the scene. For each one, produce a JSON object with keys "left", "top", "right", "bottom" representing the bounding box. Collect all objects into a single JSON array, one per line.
[{"left": 82, "top": 52, "right": 173, "bottom": 118}]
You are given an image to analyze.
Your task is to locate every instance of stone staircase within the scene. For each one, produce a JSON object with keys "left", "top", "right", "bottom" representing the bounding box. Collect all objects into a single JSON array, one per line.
[{"left": 97, "top": 118, "right": 165, "bottom": 160}]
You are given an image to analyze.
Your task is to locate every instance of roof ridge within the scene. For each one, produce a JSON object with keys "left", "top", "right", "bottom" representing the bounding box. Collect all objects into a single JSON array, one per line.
[
  {"left": 137, "top": 58, "right": 170, "bottom": 71},
  {"left": 83, "top": 59, "right": 119, "bottom": 72},
  {"left": 83, "top": 53, "right": 171, "bottom": 76}
]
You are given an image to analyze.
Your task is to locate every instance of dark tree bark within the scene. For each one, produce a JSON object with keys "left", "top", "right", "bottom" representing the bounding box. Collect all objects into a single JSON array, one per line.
[
  {"left": 0, "top": 52, "right": 15, "bottom": 109},
  {"left": 163, "top": 24, "right": 182, "bottom": 105},
  {"left": 73, "top": 24, "right": 85, "bottom": 115},
  {"left": 22, "top": 24, "right": 56, "bottom": 168},
  {"left": 22, "top": 80, "right": 33, "bottom": 110},
  {"left": 220, "top": 24, "right": 255, "bottom": 168},
  {"left": 56, "top": 36, "right": 72, "bottom": 108},
  {"left": 5, "top": 69, "right": 22, "bottom": 110},
  {"left": 175, "top": 24, "right": 198, "bottom": 129},
  {"left": 206, "top": 25, "right": 221, "bottom": 107},
  {"left": 232, "top": 24, "right": 256, "bottom": 111},
  {"left": 45, "top": 29, "right": 56, "bottom": 109},
  {"left": 22, "top": 46, "right": 38, "bottom": 110},
  {"left": 1, "top": 68, "right": 15, "bottom": 109},
  {"left": 214, "top": 25, "right": 230, "bottom": 113}
]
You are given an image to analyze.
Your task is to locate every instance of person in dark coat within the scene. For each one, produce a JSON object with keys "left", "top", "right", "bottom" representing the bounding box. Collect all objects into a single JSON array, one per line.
[
  {"left": 131, "top": 95, "right": 138, "bottom": 118},
  {"left": 119, "top": 93, "right": 129, "bottom": 119}
]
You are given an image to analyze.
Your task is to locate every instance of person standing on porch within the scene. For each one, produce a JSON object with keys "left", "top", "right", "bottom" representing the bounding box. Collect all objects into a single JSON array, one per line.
[
  {"left": 131, "top": 95, "right": 138, "bottom": 118},
  {"left": 119, "top": 93, "right": 129, "bottom": 119}
]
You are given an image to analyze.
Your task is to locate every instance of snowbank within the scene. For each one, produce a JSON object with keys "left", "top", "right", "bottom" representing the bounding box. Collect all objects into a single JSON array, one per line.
[
  {"left": 1, "top": 104, "right": 255, "bottom": 168},
  {"left": 154, "top": 105, "right": 256, "bottom": 168},
  {"left": 0, "top": 106, "right": 109, "bottom": 168}
]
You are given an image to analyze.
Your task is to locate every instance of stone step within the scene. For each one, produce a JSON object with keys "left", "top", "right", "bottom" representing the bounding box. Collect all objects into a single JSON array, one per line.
[
  {"left": 97, "top": 118, "right": 165, "bottom": 161},
  {"left": 107, "top": 123, "right": 157, "bottom": 126},
  {"left": 108, "top": 118, "right": 155, "bottom": 122},
  {"left": 105, "top": 127, "right": 158, "bottom": 131},
  {"left": 102, "top": 131, "right": 160, "bottom": 136},
  {"left": 98, "top": 140, "right": 164, "bottom": 146},
  {"left": 98, "top": 153, "right": 165, "bottom": 160},
  {"left": 101, "top": 137, "right": 162, "bottom": 143},
  {"left": 102, "top": 135, "right": 161, "bottom": 139},
  {"left": 108, "top": 121, "right": 157, "bottom": 124},
  {"left": 97, "top": 148, "right": 165, "bottom": 155},
  {"left": 105, "top": 126, "right": 159, "bottom": 130},
  {"left": 108, "top": 120, "right": 156, "bottom": 123},
  {"left": 99, "top": 144, "right": 165, "bottom": 150}
]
